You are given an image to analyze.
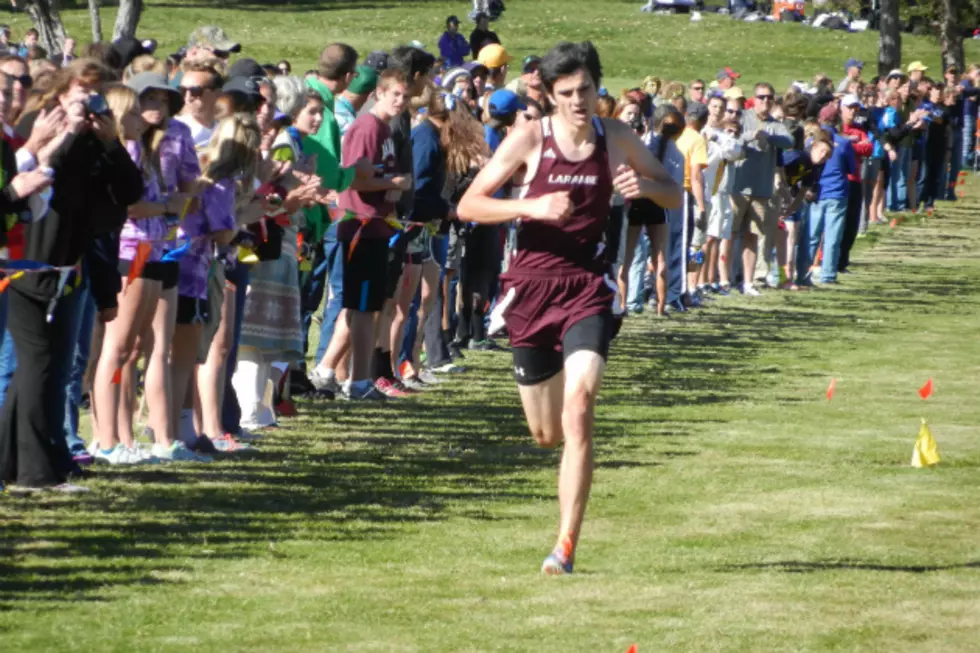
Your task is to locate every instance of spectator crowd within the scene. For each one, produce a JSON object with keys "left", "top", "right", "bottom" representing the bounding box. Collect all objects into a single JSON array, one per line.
[{"left": 0, "top": 13, "right": 974, "bottom": 493}]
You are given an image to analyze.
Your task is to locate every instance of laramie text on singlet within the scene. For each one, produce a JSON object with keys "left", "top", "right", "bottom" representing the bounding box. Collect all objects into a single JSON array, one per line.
[{"left": 547, "top": 173, "right": 599, "bottom": 185}]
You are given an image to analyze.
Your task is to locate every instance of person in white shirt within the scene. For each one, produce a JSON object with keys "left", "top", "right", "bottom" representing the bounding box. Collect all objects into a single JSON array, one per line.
[
  {"left": 174, "top": 60, "right": 222, "bottom": 149},
  {"left": 699, "top": 94, "right": 744, "bottom": 293}
]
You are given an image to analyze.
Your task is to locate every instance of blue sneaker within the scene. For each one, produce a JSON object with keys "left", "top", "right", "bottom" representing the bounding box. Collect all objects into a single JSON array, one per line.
[{"left": 541, "top": 535, "right": 575, "bottom": 575}]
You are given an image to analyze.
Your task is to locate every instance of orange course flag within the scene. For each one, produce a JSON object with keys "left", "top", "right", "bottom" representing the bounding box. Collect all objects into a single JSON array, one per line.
[
  {"left": 626, "top": 646, "right": 638, "bottom": 653},
  {"left": 0, "top": 277, "right": 10, "bottom": 296},
  {"left": 918, "top": 378, "right": 934, "bottom": 400},
  {"left": 826, "top": 377, "right": 836, "bottom": 400},
  {"left": 125, "top": 242, "right": 153, "bottom": 292}
]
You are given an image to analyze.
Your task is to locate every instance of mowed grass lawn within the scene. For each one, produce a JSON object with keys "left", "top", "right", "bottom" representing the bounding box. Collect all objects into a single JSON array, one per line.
[
  {"left": 3, "top": 1, "right": 980, "bottom": 651},
  {"left": 3, "top": 198, "right": 980, "bottom": 650}
]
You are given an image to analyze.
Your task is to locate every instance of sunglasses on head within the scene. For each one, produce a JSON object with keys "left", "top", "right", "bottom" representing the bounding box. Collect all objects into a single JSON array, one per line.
[{"left": 756, "top": 94, "right": 774, "bottom": 101}]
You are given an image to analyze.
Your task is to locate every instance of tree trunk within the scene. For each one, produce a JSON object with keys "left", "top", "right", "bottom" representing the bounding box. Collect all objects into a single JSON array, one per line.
[
  {"left": 23, "top": 0, "right": 67, "bottom": 55},
  {"left": 88, "top": 0, "right": 103, "bottom": 44},
  {"left": 112, "top": 0, "right": 144, "bottom": 41},
  {"left": 939, "top": 0, "right": 965, "bottom": 72},
  {"left": 878, "top": 0, "right": 901, "bottom": 76}
]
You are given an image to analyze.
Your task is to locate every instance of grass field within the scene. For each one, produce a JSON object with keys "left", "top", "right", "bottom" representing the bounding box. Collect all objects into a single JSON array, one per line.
[
  {"left": 6, "top": 0, "right": 980, "bottom": 92},
  {"left": 3, "top": 1, "right": 980, "bottom": 651},
  {"left": 6, "top": 184, "right": 980, "bottom": 651}
]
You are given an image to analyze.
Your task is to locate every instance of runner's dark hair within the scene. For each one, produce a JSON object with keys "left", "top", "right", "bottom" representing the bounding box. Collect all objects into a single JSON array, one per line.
[{"left": 538, "top": 41, "right": 601, "bottom": 94}]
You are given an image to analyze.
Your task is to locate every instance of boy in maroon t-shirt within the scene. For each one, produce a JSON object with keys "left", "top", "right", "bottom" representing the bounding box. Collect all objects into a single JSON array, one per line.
[{"left": 318, "top": 69, "right": 411, "bottom": 401}]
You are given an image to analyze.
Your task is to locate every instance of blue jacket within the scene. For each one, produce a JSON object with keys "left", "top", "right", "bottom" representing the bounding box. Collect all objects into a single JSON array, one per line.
[
  {"left": 438, "top": 32, "right": 470, "bottom": 68},
  {"left": 816, "top": 126, "right": 856, "bottom": 200},
  {"left": 409, "top": 119, "right": 449, "bottom": 223}
]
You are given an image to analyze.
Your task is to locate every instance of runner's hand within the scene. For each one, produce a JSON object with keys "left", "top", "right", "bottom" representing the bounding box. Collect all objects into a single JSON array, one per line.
[
  {"left": 613, "top": 164, "right": 644, "bottom": 200},
  {"left": 527, "top": 191, "right": 572, "bottom": 222}
]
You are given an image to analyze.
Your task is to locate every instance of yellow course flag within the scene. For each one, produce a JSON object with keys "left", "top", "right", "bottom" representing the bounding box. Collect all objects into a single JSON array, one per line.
[{"left": 911, "top": 418, "right": 940, "bottom": 468}]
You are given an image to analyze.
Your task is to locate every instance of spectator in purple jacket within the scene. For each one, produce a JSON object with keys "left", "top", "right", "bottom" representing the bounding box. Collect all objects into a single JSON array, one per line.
[{"left": 438, "top": 15, "right": 470, "bottom": 68}]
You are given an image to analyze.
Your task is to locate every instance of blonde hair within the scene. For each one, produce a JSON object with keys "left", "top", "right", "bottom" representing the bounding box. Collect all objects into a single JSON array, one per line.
[
  {"left": 124, "top": 55, "right": 165, "bottom": 81},
  {"left": 104, "top": 83, "right": 139, "bottom": 145},
  {"left": 200, "top": 113, "right": 262, "bottom": 204}
]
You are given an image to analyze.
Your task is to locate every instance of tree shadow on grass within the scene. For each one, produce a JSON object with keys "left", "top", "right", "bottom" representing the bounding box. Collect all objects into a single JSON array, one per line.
[
  {"left": 721, "top": 559, "right": 980, "bottom": 574},
  {"left": 0, "top": 273, "right": 898, "bottom": 612}
]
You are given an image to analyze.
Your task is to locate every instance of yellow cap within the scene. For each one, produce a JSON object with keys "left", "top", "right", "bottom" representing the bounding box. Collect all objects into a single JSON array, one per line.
[
  {"left": 477, "top": 44, "right": 513, "bottom": 69},
  {"left": 907, "top": 61, "right": 928, "bottom": 73}
]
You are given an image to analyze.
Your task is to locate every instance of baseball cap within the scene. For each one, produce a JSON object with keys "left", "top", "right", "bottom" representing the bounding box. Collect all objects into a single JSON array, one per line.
[
  {"left": 473, "top": 11, "right": 489, "bottom": 21},
  {"left": 187, "top": 26, "right": 241, "bottom": 55},
  {"left": 463, "top": 61, "right": 489, "bottom": 77},
  {"left": 818, "top": 102, "right": 839, "bottom": 123},
  {"left": 222, "top": 75, "right": 264, "bottom": 105},
  {"left": 907, "top": 61, "right": 928, "bottom": 73},
  {"left": 348, "top": 65, "right": 378, "bottom": 95},
  {"left": 717, "top": 66, "right": 740, "bottom": 81},
  {"left": 723, "top": 86, "right": 744, "bottom": 100},
  {"left": 887, "top": 68, "right": 906, "bottom": 80},
  {"left": 488, "top": 89, "right": 526, "bottom": 117},
  {"left": 109, "top": 36, "right": 158, "bottom": 71},
  {"left": 522, "top": 55, "right": 541, "bottom": 74},
  {"left": 477, "top": 44, "right": 513, "bottom": 69},
  {"left": 226, "top": 57, "right": 265, "bottom": 80},
  {"left": 841, "top": 93, "right": 863, "bottom": 108},
  {"left": 447, "top": 14, "right": 460, "bottom": 25},
  {"left": 844, "top": 57, "right": 864, "bottom": 71},
  {"left": 686, "top": 102, "right": 709, "bottom": 123},
  {"left": 365, "top": 50, "right": 389, "bottom": 73},
  {"left": 126, "top": 72, "right": 184, "bottom": 115}
]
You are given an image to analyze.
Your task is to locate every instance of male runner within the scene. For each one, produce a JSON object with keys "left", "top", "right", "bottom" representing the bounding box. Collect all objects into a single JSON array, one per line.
[{"left": 458, "top": 41, "right": 682, "bottom": 574}]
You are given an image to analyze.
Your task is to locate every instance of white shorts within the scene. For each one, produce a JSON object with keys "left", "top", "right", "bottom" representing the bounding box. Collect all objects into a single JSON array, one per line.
[{"left": 708, "top": 191, "right": 733, "bottom": 240}]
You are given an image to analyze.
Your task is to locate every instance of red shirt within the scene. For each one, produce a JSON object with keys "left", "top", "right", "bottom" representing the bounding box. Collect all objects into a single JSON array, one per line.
[
  {"left": 337, "top": 112, "right": 398, "bottom": 241},
  {"left": 841, "top": 122, "right": 872, "bottom": 183}
]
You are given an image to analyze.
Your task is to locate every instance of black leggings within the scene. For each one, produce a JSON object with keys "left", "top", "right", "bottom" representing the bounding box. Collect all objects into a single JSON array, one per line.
[{"left": 457, "top": 225, "right": 499, "bottom": 344}]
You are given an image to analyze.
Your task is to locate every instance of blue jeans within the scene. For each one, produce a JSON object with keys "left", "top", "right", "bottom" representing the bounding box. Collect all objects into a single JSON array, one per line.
[
  {"left": 963, "top": 118, "right": 976, "bottom": 169},
  {"left": 314, "top": 223, "right": 344, "bottom": 363},
  {"left": 887, "top": 146, "right": 911, "bottom": 212},
  {"left": 808, "top": 197, "right": 848, "bottom": 283},
  {"left": 626, "top": 231, "right": 649, "bottom": 312},
  {"left": 793, "top": 205, "right": 811, "bottom": 284},
  {"left": 63, "top": 278, "right": 95, "bottom": 454},
  {"left": 0, "top": 299, "right": 15, "bottom": 410}
]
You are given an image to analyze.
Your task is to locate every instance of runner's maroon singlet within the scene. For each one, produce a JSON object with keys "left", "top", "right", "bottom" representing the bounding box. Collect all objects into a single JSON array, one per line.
[
  {"left": 511, "top": 116, "right": 614, "bottom": 273},
  {"left": 499, "top": 116, "right": 616, "bottom": 354}
]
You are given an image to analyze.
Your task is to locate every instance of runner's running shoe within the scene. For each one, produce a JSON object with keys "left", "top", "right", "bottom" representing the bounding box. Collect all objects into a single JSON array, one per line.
[{"left": 541, "top": 534, "right": 575, "bottom": 575}]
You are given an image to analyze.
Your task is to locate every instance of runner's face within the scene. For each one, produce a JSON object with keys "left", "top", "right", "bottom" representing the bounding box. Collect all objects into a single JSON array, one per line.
[{"left": 548, "top": 69, "right": 596, "bottom": 129}]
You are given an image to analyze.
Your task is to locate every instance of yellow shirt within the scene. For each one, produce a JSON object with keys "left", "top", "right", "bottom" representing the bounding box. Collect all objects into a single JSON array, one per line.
[{"left": 675, "top": 126, "right": 708, "bottom": 191}]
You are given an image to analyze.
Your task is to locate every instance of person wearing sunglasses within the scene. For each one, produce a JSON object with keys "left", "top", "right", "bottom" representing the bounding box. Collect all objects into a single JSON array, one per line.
[
  {"left": 729, "top": 82, "right": 793, "bottom": 296},
  {"left": 0, "top": 56, "right": 30, "bottom": 125},
  {"left": 175, "top": 60, "right": 222, "bottom": 150},
  {"left": 689, "top": 79, "right": 706, "bottom": 106}
]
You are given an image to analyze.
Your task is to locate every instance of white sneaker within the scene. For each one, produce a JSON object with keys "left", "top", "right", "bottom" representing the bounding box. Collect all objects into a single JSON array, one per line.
[
  {"left": 152, "top": 441, "right": 213, "bottom": 463},
  {"left": 129, "top": 444, "right": 160, "bottom": 464},
  {"left": 742, "top": 284, "right": 762, "bottom": 297},
  {"left": 97, "top": 444, "right": 143, "bottom": 465}
]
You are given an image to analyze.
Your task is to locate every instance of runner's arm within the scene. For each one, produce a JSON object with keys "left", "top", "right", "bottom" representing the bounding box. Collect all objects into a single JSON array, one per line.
[
  {"left": 607, "top": 120, "right": 683, "bottom": 209},
  {"left": 458, "top": 122, "right": 552, "bottom": 224}
]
